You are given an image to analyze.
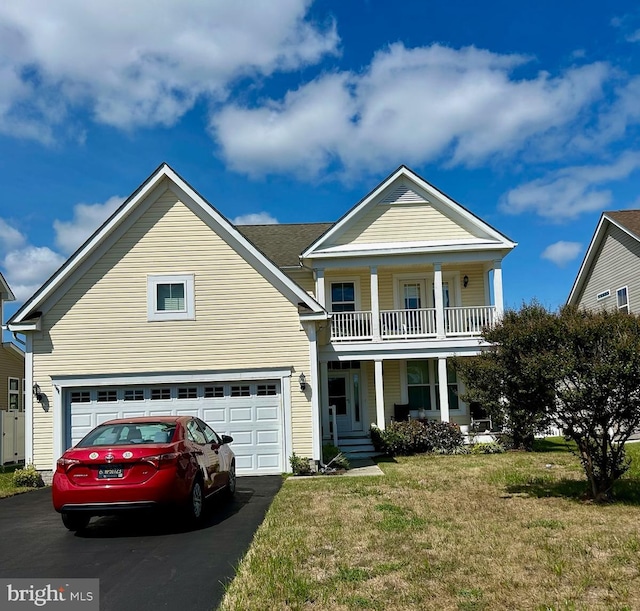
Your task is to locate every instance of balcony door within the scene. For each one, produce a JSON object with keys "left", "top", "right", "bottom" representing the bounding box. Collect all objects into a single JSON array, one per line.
[{"left": 327, "top": 371, "right": 362, "bottom": 435}]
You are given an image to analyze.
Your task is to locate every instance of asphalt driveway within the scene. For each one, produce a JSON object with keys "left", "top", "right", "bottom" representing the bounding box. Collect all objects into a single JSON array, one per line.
[{"left": 0, "top": 476, "right": 282, "bottom": 611}]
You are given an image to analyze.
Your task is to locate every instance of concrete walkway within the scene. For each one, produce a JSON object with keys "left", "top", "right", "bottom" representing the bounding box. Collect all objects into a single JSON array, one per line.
[{"left": 287, "top": 457, "right": 384, "bottom": 480}]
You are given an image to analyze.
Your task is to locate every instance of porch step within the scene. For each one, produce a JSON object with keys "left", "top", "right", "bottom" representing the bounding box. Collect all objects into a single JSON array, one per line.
[{"left": 337, "top": 437, "right": 379, "bottom": 460}]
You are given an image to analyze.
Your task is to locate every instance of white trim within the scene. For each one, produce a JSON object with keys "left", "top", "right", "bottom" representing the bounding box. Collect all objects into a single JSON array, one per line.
[
  {"left": 438, "top": 357, "right": 450, "bottom": 422},
  {"left": 282, "top": 375, "right": 293, "bottom": 470},
  {"left": 25, "top": 335, "right": 33, "bottom": 464},
  {"left": 51, "top": 368, "right": 293, "bottom": 388},
  {"left": 305, "top": 323, "right": 321, "bottom": 461},
  {"left": 617, "top": 286, "right": 630, "bottom": 312},
  {"left": 493, "top": 260, "right": 504, "bottom": 318},
  {"left": 370, "top": 267, "right": 380, "bottom": 341},
  {"left": 8, "top": 377, "right": 20, "bottom": 411},
  {"left": 596, "top": 289, "right": 611, "bottom": 301},
  {"left": 374, "top": 360, "right": 385, "bottom": 430},
  {"left": 147, "top": 273, "right": 195, "bottom": 321}
]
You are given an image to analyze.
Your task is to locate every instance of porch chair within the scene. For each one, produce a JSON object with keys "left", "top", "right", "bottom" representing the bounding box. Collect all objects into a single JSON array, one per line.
[{"left": 393, "top": 403, "right": 411, "bottom": 422}]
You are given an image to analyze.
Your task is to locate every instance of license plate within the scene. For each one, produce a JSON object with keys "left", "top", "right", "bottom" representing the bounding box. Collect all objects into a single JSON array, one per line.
[{"left": 98, "top": 465, "right": 124, "bottom": 479}]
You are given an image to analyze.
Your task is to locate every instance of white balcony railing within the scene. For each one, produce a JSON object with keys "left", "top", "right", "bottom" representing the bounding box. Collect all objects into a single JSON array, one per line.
[
  {"left": 330, "top": 306, "right": 495, "bottom": 342},
  {"left": 380, "top": 308, "right": 437, "bottom": 339}
]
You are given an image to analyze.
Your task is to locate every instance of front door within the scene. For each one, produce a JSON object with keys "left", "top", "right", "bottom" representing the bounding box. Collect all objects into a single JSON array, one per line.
[{"left": 328, "top": 372, "right": 363, "bottom": 435}]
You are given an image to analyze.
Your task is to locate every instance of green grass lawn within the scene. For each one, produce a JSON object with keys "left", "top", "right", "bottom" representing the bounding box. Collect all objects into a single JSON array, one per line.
[
  {"left": 0, "top": 465, "right": 42, "bottom": 498},
  {"left": 220, "top": 440, "right": 640, "bottom": 611}
]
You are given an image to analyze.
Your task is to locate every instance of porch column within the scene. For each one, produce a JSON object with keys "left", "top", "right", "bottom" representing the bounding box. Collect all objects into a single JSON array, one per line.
[
  {"left": 438, "top": 357, "right": 450, "bottom": 423},
  {"left": 315, "top": 268, "right": 326, "bottom": 307},
  {"left": 434, "top": 263, "right": 445, "bottom": 338},
  {"left": 493, "top": 260, "right": 504, "bottom": 321},
  {"left": 320, "top": 361, "right": 329, "bottom": 442},
  {"left": 305, "top": 323, "right": 321, "bottom": 462},
  {"left": 374, "top": 359, "right": 385, "bottom": 430},
  {"left": 370, "top": 266, "right": 381, "bottom": 341}
]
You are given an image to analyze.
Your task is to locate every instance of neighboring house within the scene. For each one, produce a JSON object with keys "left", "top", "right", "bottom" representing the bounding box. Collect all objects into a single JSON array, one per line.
[
  {"left": 567, "top": 210, "right": 640, "bottom": 312},
  {"left": 8, "top": 164, "right": 516, "bottom": 479},
  {"left": 1, "top": 273, "right": 25, "bottom": 411}
]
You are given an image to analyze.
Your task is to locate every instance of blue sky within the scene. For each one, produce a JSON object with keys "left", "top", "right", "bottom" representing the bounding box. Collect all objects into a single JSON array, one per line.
[{"left": 1, "top": 0, "right": 640, "bottom": 327}]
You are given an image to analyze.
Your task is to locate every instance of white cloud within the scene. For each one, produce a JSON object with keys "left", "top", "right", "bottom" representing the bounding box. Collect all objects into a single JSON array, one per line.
[
  {"left": 232, "top": 212, "right": 279, "bottom": 225},
  {"left": 212, "top": 43, "right": 609, "bottom": 178},
  {"left": 0, "top": 218, "right": 26, "bottom": 252},
  {"left": 2, "top": 245, "right": 65, "bottom": 302},
  {"left": 541, "top": 241, "right": 583, "bottom": 267},
  {"left": 53, "top": 196, "right": 124, "bottom": 254},
  {"left": 501, "top": 151, "right": 640, "bottom": 221},
  {"left": 0, "top": 0, "right": 338, "bottom": 139}
]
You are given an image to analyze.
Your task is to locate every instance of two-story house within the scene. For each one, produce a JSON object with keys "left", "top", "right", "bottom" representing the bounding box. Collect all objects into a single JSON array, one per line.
[
  {"left": 568, "top": 210, "right": 640, "bottom": 312},
  {"left": 8, "top": 164, "right": 515, "bottom": 480}
]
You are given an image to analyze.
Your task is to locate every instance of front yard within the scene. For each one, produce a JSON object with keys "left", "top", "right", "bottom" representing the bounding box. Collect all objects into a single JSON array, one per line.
[{"left": 220, "top": 440, "right": 640, "bottom": 611}]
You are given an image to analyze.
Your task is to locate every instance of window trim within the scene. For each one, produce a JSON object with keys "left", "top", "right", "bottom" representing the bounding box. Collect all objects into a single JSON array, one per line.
[
  {"left": 617, "top": 286, "right": 629, "bottom": 313},
  {"left": 147, "top": 274, "right": 195, "bottom": 321},
  {"left": 8, "top": 377, "right": 20, "bottom": 411},
  {"left": 329, "top": 278, "right": 361, "bottom": 313},
  {"left": 596, "top": 289, "right": 611, "bottom": 301}
]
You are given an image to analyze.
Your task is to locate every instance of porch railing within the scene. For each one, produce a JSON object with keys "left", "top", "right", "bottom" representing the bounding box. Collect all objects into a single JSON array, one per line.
[{"left": 330, "top": 306, "right": 495, "bottom": 342}]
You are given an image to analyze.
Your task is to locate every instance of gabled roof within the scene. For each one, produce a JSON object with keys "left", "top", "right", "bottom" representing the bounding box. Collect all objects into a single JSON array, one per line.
[
  {"left": 302, "top": 165, "right": 516, "bottom": 259},
  {"left": 567, "top": 210, "right": 640, "bottom": 305},
  {"left": 8, "top": 163, "right": 327, "bottom": 328},
  {"left": 0, "top": 272, "right": 15, "bottom": 302},
  {"left": 2, "top": 341, "right": 24, "bottom": 360},
  {"left": 237, "top": 223, "right": 333, "bottom": 268}
]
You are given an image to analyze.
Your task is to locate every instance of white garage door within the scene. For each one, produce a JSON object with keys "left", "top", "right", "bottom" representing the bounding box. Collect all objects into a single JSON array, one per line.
[{"left": 66, "top": 380, "right": 283, "bottom": 475}]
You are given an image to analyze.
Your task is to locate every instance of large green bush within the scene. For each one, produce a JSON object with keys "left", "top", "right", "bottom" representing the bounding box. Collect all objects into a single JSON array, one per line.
[
  {"left": 371, "top": 420, "right": 464, "bottom": 456},
  {"left": 12, "top": 464, "right": 44, "bottom": 488}
]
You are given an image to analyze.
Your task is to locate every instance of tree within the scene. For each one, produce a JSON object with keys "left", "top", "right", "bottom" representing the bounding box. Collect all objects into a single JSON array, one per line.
[
  {"left": 553, "top": 306, "right": 640, "bottom": 501},
  {"left": 455, "top": 302, "right": 559, "bottom": 450}
]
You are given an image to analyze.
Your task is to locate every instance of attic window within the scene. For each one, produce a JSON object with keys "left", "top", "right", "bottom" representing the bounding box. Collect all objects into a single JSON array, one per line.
[
  {"left": 147, "top": 274, "right": 195, "bottom": 321},
  {"left": 596, "top": 290, "right": 610, "bottom": 301}
]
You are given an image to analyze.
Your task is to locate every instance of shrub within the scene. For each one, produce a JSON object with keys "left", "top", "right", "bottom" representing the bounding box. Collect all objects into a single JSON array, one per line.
[
  {"left": 12, "top": 464, "right": 44, "bottom": 488},
  {"left": 471, "top": 441, "right": 505, "bottom": 454},
  {"left": 289, "top": 452, "right": 312, "bottom": 476},
  {"left": 322, "top": 444, "right": 350, "bottom": 470},
  {"left": 371, "top": 420, "right": 464, "bottom": 456}
]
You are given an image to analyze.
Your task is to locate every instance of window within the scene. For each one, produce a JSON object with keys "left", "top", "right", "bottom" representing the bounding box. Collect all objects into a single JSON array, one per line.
[
  {"left": 617, "top": 287, "right": 629, "bottom": 314},
  {"left": 186, "top": 419, "right": 207, "bottom": 444},
  {"left": 151, "top": 388, "right": 171, "bottom": 400},
  {"left": 331, "top": 282, "right": 356, "bottom": 312},
  {"left": 231, "top": 385, "right": 250, "bottom": 397},
  {"left": 204, "top": 386, "right": 225, "bottom": 398},
  {"left": 97, "top": 390, "right": 117, "bottom": 402},
  {"left": 407, "top": 361, "right": 432, "bottom": 410},
  {"left": 257, "top": 384, "right": 277, "bottom": 396},
  {"left": 177, "top": 387, "right": 197, "bottom": 399},
  {"left": 147, "top": 274, "right": 195, "bottom": 321},
  {"left": 196, "top": 418, "right": 222, "bottom": 445},
  {"left": 70, "top": 391, "right": 91, "bottom": 403},
  {"left": 8, "top": 378, "right": 20, "bottom": 411},
  {"left": 124, "top": 389, "right": 144, "bottom": 401},
  {"left": 597, "top": 290, "right": 611, "bottom": 301}
]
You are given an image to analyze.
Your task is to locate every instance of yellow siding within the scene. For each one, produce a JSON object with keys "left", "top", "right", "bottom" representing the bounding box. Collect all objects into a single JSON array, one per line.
[
  {"left": 0, "top": 347, "right": 24, "bottom": 410},
  {"left": 332, "top": 203, "right": 477, "bottom": 246},
  {"left": 32, "top": 189, "right": 314, "bottom": 468}
]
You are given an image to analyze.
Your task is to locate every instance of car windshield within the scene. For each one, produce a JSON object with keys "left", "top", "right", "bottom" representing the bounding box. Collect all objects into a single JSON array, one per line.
[{"left": 76, "top": 422, "right": 177, "bottom": 447}]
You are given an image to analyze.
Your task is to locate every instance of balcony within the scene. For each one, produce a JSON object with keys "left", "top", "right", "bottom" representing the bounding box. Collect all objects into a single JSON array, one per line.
[{"left": 330, "top": 306, "right": 496, "bottom": 342}]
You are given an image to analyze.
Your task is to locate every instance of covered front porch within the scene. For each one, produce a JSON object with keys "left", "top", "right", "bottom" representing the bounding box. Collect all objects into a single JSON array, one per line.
[{"left": 317, "top": 353, "right": 479, "bottom": 458}]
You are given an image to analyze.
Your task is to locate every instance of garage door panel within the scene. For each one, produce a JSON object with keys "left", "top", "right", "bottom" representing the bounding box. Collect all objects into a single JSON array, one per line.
[{"left": 68, "top": 379, "right": 284, "bottom": 475}]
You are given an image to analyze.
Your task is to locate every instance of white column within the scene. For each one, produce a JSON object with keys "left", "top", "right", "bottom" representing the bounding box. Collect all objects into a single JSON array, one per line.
[
  {"left": 320, "top": 361, "right": 329, "bottom": 443},
  {"left": 315, "top": 269, "right": 326, "bottom": 307},
  {"left": 493, "top": 260, "right": 504, "bottom": 320},
  {"left": 24, "top": 334, "right": 33, "bottom": 466},
  {"left": 434, "top": 263, "right": 445, "bottom": 338},
  {"left": 374, "top": 360, "right": 385, "bottom": 430},
  {"left": 438, "top": 357, "right": 450, "bottom": 423},
  {"left": 305, "top": 323, "right": 321, "bottom": 462},
  {"left": 370, "top": 266, "right": 380, "bottom": 341}
]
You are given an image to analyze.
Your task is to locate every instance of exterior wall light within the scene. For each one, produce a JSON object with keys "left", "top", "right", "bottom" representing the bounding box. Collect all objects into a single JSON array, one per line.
[
  {"left": 463, "top": 275, "right": 469, "bottom": 288},
  {"left": 33, "top": 383, "right": 45, "bottom": 403},
  {"left": 299, "top": 373, "right": 307, "bottom": 391}
]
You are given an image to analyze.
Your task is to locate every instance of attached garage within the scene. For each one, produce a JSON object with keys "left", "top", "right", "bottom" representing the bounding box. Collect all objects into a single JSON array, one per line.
[{"left": 56, "top": 371, "right": 292, "bottom": 476}]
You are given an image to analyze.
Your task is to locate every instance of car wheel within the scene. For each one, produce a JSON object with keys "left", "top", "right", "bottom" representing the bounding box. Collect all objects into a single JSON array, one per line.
[
  {"left": 61, "top": 512, "right": 90, "bottom": 531},
  {"left": 185, "top": 478, "right": 204, "bottom": 523},
  {"left": 226, "top": 461, "right": 236, "bottom": 499}
]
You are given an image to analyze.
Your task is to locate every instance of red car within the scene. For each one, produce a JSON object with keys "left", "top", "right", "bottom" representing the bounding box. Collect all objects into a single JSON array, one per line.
[{"left": 52, "top": 416, "right": 236, "bottom": 531}]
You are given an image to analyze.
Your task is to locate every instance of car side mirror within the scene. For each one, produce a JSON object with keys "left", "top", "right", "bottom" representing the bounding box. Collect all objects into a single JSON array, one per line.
[{"left": 221, "top": 435, "right": 233, "bottom": 445}]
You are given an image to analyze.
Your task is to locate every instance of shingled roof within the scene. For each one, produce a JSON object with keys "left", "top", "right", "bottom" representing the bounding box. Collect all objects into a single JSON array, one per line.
[
  {"left": 236, "top": 223, "right": 333, "bottom": 268},
  {"left": 607, "top": 210, "right": 640, "bottom": 239}
]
